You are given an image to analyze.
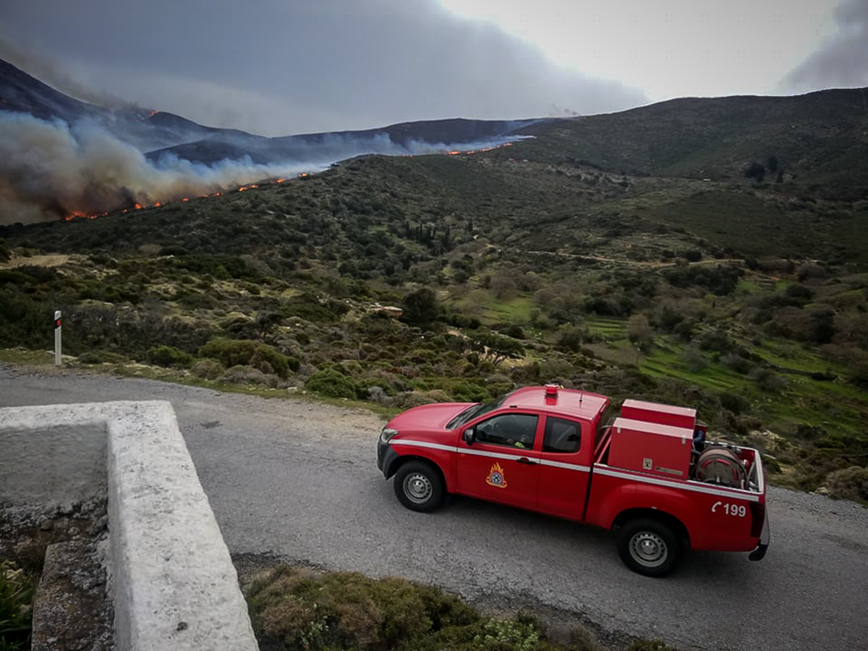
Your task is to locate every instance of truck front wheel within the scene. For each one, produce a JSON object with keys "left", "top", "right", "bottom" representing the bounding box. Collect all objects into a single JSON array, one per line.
[
  {"left": 617, "top": 518, "right": 681, "bottom": 577},
  {"left": 394, "top": 461, "right": 444, "bottom": 513}
]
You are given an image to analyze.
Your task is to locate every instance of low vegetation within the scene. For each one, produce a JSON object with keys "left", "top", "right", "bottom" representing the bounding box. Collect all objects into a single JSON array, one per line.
[
  {"left": 245, "top": 565, "right": 675, "bottom": 651},
  {"left": 0, "top": 561, "right": 35, "bottom": 650}
]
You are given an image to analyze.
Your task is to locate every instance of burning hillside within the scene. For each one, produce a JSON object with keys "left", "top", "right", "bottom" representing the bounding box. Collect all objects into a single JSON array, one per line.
[{"left": 0, "top": 57, "right": 536, "bottom": 224}]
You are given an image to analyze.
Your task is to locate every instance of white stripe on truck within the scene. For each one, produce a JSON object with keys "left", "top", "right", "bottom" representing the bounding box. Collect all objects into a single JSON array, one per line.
[{"left": 389, "top": 439, "right": 761, "bottom": 501}]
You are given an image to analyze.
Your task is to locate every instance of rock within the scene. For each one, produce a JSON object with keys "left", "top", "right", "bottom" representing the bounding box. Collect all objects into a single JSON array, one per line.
[{"left": 31, "top": 540, "right": 113, "bottom": 651}]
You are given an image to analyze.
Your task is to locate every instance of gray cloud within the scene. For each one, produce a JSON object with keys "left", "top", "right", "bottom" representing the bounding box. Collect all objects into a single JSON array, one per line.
[
  {"left": 0, "top": 0, "right": 646, "bottom": 136},
  {"left": 783, "top": 0, "right": 868, "bottom": 90}
]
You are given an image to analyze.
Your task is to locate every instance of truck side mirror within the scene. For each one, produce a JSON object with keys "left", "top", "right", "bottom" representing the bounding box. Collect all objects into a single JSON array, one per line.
[{"left": 463, "top": 427, "right": 475, "bottom": 446}]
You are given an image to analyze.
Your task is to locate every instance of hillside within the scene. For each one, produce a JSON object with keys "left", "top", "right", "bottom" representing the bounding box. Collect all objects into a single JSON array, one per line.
[
  {"left": 514, "top": 89, "right": 868, "bottom": 191},
  {"left": 2, "top": 86, "right": 868, "bottom": 501}
]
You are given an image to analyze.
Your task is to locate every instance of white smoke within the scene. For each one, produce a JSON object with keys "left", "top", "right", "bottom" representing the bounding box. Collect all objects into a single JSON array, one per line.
[
  {"left": 0, "top": 110, "right": 533, "bottom": 225},
  {"left": 0, "top": 111, "right": 326, "bottom": 224}
]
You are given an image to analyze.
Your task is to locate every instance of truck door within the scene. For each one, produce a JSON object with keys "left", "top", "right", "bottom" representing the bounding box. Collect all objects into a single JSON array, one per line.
[
  {"left": 456, "top": 412, "right": 541, "bottom": 510},
  {"left": 536, "top": 416, "right": 592, "bottom": 520}
]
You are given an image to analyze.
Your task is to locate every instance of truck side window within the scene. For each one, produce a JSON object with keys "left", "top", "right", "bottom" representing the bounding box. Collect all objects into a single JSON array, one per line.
[
  {"left": 543, "top": 417, "right": 581, "bottom": 453},
  {"left": 475, "top": 414, "right": 538, "bottom": 449}
]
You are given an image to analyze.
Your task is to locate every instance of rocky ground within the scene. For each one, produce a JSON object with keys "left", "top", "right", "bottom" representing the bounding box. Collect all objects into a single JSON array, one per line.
[{"left": 0, "top": 501, "right": 114, "bottom": 651}]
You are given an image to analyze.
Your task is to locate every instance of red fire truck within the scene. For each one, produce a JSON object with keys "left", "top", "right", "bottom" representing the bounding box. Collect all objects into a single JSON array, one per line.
[{"left": 377, "top": 385, "right": 769, "bottom": 577}]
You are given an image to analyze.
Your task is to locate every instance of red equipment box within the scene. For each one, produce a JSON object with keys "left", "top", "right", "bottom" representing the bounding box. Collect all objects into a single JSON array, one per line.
[
  {"left": 620, "top": 399, "right": 696, "bottom": 430},
  {"left": 607, "top": 417, "right": 693, "bottom": 479}
]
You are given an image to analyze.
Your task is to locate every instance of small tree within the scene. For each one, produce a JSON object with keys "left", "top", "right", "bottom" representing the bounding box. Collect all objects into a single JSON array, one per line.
[
  {"left": 627, "top": 315, "right": 654, "bottom": 351},
  {"left": 401, "top": 287, "right": 439, "bottom": 326},
  {"left": 744, "top": 162, "right": 766, "bottom": 183}
]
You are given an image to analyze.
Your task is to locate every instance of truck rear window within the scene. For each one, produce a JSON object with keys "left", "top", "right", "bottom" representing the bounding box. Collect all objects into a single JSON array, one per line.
[{"left": 543, "top": 417, "right": 581, "bottom": 453}]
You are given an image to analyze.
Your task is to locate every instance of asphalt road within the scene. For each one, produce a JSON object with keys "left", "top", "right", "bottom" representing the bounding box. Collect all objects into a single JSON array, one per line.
[{"left": 2, "top": 365, "right": 867, "bottom": 651}]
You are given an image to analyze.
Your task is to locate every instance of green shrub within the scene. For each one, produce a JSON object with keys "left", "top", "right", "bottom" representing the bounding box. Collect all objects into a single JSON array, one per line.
[
  {"left": 146, "top": 345, "right": 194, "bottom": 368},
  {"left": 199, "top": 338, "right": 297, "bottom": 378},
  {"left": 0, "top": 239, "right": 11, "bottom": 262},
  {"left": 0, "top": 270, "right": 39, "bottom": 287},
  {"left": 305, "top": 368, "right": 360, "bottom": 398},
  {"left": 247, "top": 566, "right": 478, "bottom": 651},
  {"left": 825, "top": 466, "right": 868, "bottom": 502},
  {"left": 719, "top": 391, "right": 751, "bottom": 415},
  {"left": 190, "top": 358, "right": 224, "bottom": 380},
  {"left": 220, "top": 365, "right": 279, "bottom": 387},
  {"left": 0, "top": 560, "right": 35, "bottom": 650}
]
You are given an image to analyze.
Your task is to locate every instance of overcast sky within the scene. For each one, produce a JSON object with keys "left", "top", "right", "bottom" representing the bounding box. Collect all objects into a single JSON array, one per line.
[{"left": 1, "top": 0, "right": 864, "bottom": 137}]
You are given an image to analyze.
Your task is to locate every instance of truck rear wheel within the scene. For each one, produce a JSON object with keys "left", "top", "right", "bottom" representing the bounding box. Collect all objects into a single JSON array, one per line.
[
  {"left": 394, "top": 461, "right": 444, "bottom": 513},
  {"left": 617, "top": 518, "right": 681, "bottom": 577}
]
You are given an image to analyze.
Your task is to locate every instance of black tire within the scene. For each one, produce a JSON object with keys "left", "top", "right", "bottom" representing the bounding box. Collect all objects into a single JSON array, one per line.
[
  {"left": 394, "top": 461, "right": 444, "bottom": 513},
  {"left": 617, "top": 518, "right": 682, "bottom": 578}
]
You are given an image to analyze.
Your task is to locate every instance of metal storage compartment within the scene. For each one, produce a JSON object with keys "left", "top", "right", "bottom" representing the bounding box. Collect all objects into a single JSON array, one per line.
[
  {"left": 620, "top": 399, "right": 696, "bottom": 430},
  {"left": 607, "top": 417, "right": 693, "bottom": 479}
]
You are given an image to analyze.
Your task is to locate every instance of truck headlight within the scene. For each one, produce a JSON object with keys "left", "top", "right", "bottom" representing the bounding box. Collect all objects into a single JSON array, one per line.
[{"left": 380, "top": 427, "right": 399, "bottom": 443}]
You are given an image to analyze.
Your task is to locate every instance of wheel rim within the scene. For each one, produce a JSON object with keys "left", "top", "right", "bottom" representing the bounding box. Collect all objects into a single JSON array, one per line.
[
  {"left": 403, "top": 472, "right": 433, "bottom": 504},
  {"left": 629, "top": 531, "right": 668, "bottom": 568}
]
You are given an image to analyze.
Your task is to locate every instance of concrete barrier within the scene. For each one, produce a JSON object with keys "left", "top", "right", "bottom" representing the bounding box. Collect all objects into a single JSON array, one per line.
[{"left": 0, "top": 401, "right": 259, "bottom": 651}]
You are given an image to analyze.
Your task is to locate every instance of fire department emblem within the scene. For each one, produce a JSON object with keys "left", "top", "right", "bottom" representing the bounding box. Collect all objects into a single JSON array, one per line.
[{"left": 486, "top": 462, "right": 508, "bottom": 489}]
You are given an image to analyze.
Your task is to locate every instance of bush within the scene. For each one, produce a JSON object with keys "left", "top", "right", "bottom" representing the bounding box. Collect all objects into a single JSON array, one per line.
[
  {"left": 247, "top": 566, "right": 478, "bottom": 651},
  {"left": 750, "top": 367, "right": 787, "bottom": 392},
  {"left": 719, "top": 391, "right": 751, "bottom": 415},
  {"left": 146, "top": 345, "right": 194, "bottom": 368},
  {"left": 305, "top": 368, "right": 360, "bottom": 398},
  {"left": 401, "top": 287, "right": 439, "bottom": 326},
  {"left": 220, "top": 365, "right": 279, "bottom": 387},
  {"left": 199, "top": 338, "right": 297, "bottom": 378},
  {"left": 190, "top": 358, "right": 224, "bottom": 380},
  {"left": 744, "top": 162, "right": 766, "bottom": 182},
  {"left": 0, "top": 560, "right": 35, "bottom": 650},
  {"left": 825, "top": 466, "right": 868, "bottom": 502},
  {"left": 0, "top": 239, "right": 11, "bottom": 262}
]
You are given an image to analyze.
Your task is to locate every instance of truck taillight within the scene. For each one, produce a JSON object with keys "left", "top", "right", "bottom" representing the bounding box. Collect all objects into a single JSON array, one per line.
[{"left": 749, "top": 502, "right": 765, "bottom": 538}]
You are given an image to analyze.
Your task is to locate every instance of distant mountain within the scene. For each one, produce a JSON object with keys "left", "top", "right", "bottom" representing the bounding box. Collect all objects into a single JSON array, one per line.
[{"left": 0, "top": 57, "right": 540, "bottom": 166}]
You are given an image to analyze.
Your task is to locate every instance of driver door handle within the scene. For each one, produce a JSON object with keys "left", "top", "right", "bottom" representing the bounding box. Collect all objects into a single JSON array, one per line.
[{"left": 516, "top": 457, "right": 537, "bottom": 465}]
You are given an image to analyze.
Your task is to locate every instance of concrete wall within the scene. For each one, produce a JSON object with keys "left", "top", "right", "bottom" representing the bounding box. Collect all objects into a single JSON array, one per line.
[{"left": 0, "top": 401, "right": 259, "bottom": 651}]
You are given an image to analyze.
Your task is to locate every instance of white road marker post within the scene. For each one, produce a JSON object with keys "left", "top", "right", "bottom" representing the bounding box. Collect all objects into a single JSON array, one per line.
[{"left": 54, "top": 310, "right": 62, "bottom": 366}]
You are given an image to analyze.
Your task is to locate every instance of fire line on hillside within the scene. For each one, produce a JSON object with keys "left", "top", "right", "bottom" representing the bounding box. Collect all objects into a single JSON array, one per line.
[{"left": 62, "top": 142, "right": 516, "bottom": 222}]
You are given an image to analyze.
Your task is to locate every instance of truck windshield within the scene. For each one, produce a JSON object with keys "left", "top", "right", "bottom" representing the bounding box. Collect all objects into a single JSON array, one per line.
[{"left": 446, "top": 392, "right": 512, "bottom": 429}]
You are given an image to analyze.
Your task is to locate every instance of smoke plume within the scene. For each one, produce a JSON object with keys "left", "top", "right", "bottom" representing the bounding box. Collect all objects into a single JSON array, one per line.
[
  {"left": 783, "top": 0, "right": 868, "bottom": 91},
  {"left": 0, "top": 111, "right": 531, "bottom": 225},
  {"left": 0, "top": 112, "right": 324, "bottom": 224}
]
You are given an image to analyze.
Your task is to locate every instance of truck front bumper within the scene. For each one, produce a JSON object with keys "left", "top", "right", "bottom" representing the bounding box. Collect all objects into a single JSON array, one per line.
[
  {"left": 749, "top": 512, "right": 771, "bottom": 561},
  {"left": 377, "top": 438, "right": 399, "bottom": 478}
]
